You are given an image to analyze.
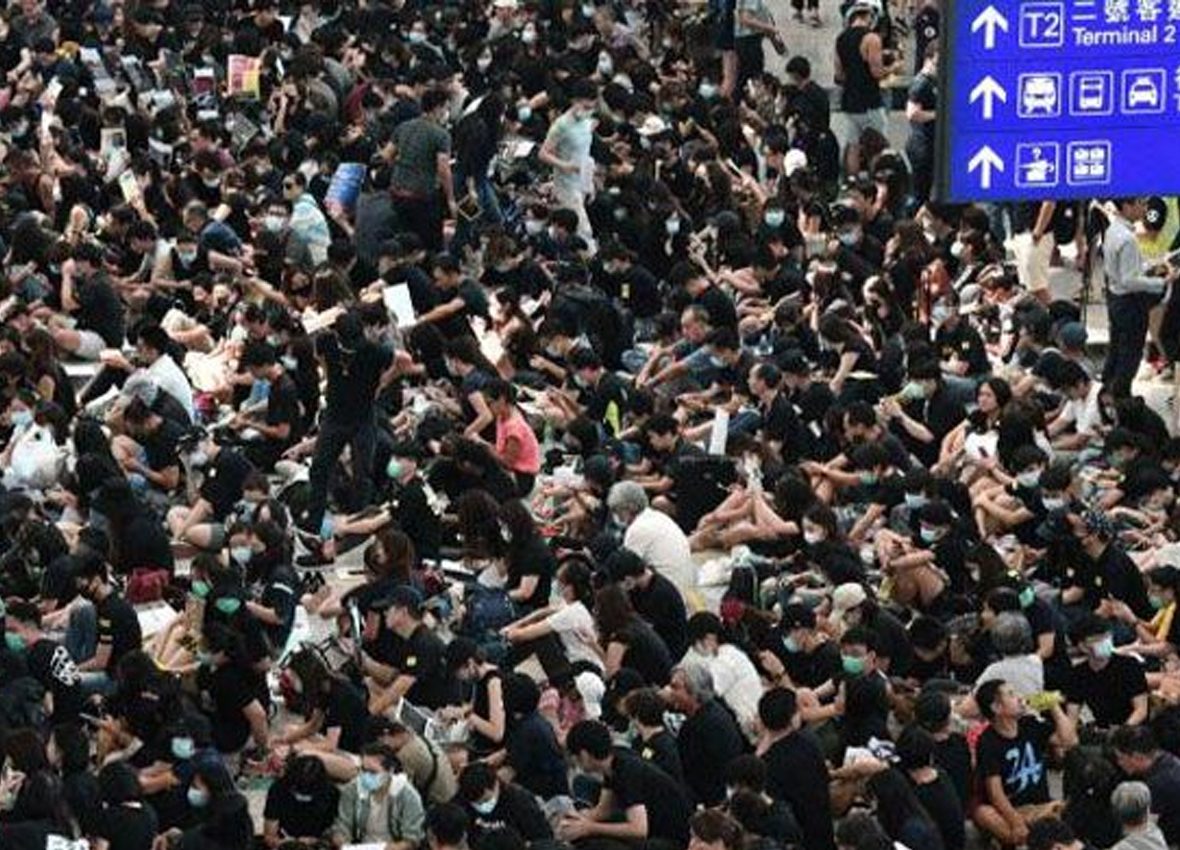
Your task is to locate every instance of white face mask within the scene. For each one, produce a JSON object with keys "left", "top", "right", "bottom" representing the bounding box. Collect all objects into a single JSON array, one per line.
[
  {"left": 597, "top": 52, "right": 613, "bottom": 76},
  {"left": 477, "top": 55, "right": 492, "bottom": 71},
  {"left": 521, "top": 26, "right": 537, "bottom": 43},
  {"left": 665, "top": 217, "right": 681, "bottom": 236},
  {"left": 1017, "top": 470, "right": 1042, "bottom": 488},
  {"left": 803, "top": 529, "right": 823, "bottom": 545}
]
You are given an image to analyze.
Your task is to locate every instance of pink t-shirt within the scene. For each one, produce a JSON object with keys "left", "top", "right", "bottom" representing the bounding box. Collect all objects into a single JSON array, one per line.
[{"left": 496, "top": 410, "right": 541, "bottom": 474}]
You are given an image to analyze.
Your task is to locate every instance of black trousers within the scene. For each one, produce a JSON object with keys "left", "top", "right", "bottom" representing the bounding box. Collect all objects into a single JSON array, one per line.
[
  {"left": 1102, "top": 290, "right": 1158, "bottom": 396},
  {"left": 303, "top": 415, "right": 377, "bottom": 534}
]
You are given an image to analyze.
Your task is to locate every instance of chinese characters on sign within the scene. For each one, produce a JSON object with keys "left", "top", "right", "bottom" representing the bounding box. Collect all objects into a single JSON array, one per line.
[{"left": 939, "top": 0, "right": 1180, "bottom": 201}]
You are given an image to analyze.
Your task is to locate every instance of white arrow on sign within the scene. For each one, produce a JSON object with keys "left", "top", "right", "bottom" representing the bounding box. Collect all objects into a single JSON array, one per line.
[
  {"left": 969, "top": 75, "right": 1007, "bottom": 119},
  {"left": 968, "top": 146, "right": 1005, "bottom": 189},
  {"left": 971, "top": 5, "right": 1010, "bottom": 49}
]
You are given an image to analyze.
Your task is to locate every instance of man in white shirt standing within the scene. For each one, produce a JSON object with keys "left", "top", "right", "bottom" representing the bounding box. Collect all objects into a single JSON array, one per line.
[
  {"left": 608, "top": 480, "right": 696, "bottom": 594},
  {"left": 1102, "top": 197, "right": 1177, "bottom": 396}
]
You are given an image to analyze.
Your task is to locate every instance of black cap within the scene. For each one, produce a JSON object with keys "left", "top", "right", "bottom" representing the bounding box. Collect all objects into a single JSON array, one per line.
[
  {"left": 778, "top": 349, "right": 810, "bottom": 375},
  {"left": 1145, "top": 197, "right": 1168, "bottom": 232}
]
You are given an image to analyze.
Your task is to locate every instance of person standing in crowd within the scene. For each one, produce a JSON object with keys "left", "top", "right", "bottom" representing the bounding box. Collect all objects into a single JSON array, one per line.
[
  {"left": 539, "top": 80, "right": 599, "bottom": 251},
  {"left": 835, "top": 1, "right": 898, "bottom": 174},
  {"left": 390, "top": 88, "right": 457, "bottom": 253},
  {"left": 1103, "top": 197, "right": 1177, "bottom": 396},
  {"left": 299, "top": 311, "right": 393, "bottom": 549}
]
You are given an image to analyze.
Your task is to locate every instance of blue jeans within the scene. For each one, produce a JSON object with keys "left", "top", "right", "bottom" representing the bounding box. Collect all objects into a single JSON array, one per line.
[{"left": 66, "top": 601, "right": 116, "bottom": 697}]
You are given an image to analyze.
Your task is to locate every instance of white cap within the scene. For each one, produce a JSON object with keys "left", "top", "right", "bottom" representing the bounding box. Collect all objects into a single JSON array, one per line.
[
  {"left": 637, "top": 115, "right": 668, "bottom": 137},
  {"left": 783, "top": 148, "right": 809, "bottom": 177}
]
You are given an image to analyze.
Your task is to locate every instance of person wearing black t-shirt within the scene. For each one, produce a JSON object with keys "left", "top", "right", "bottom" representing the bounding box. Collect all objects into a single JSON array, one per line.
[
  {"left": 5, "top": 600, "right": 83, "bottom": 722},
  {"left": 168, "top": 433, "right": 257, "bottom": 550},
  {"left": 301, "top": 311, "right": 394, "bottom": 538},
  {"left": 95, "top": 762, "right": 160, "bottom": 850},
  {"left": 667, "top": 663, "right": 748, "bottom": 806},
  {"left": 747, "top": 362, "right": 809, "bottom": 463},
  {"left": 120, "top": 397, "right": 184, "bottom": 495},
  {"left": 276, "top": 648, "right": 371, "bottom": 758},
  {"left": 196, "top": 623, "right": 270, "bottom": 755},
  {"left": 896, "top": 725, "right": 965, "bottom": 850},
  {"left": 1065, "top": 615, "right": 1149, "bottom": 729},
  {"left": 562, "top": 720, "right": 694, "bottom": 848},
  {"left": 567, "top": 346, "right": 629, "bottom": 438},
  {"left": 51, "top": 241, "right": 126, "bottom": 359},
  {"left": 757, "top": 688, "right": 835, "bottom": 850},
  {"left": 68, "top": 554, "right": 142, "bottom": 696},
  {"left": 236, "top": 341, "right": 303, "bottom": 471},
  {"left": 446, "top": 638, "right": 507, "bottom": 758},
  {"left": 759, "top": 603, "right": 842, "bottom": 691},
  {"left": 623, "top": 687, "right": 686, "bottom": 784},
  {"left": 458, "top": 762, "right": 553, "bottom": 850},
  {"left": 370, "top": 586, "right": 456, "bottom": 713},
  {"left": 383, "top": 444, "right": 443, "bottom": 561},
  {"left": 973, "top": 679, "right": 1078, "bottom": 846},
  {"left": 262, "top": 755, "right": 340, "bottom": 847},
  {"left": 606, "top": 548, "right": 688, "bottom": 659}
]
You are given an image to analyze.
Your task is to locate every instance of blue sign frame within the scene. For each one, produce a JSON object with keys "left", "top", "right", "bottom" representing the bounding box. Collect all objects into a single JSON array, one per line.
[{"left": 937, "top": 0, "right": 1180, "bottom": 202}]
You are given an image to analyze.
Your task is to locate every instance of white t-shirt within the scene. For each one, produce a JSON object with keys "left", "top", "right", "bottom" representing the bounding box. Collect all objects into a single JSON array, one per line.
[
  {"left": 1059, "top": 381, "right": 1103, "bottom": 438},
  {"left": 683, "top": 643, "right": 763, "bottom": 737},
  {"left": 146, "top": 353, "right": 195, "bottom": 422},
  {"left": 546, "top": 601, "right": 603, "bottom": 669},
  {"left": 624, "top": 508, "right": 696, "bottom": 594}
]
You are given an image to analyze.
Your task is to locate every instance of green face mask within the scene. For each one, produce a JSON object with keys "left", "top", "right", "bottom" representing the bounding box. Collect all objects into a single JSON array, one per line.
[
  {"left": 191, "top": 580, "right": 211, "bottom": 599},
  {"left": 214, "top": 597, "right": 242, "bottom": 615},
  {"left": 841, "top": 654, "right": 866, "bottom": 676},
  {"left": 1019, "top": 586, "right": 1036, "bottom": 609},
  {"left": 1150, "top": 594, "right": 1166, "bottom": 611},
  {"left": 4, "top": 633, "right": 25, "bottom": 653},
  {"left": 386, "top": 458, "right": 404, "bottom": 480}
]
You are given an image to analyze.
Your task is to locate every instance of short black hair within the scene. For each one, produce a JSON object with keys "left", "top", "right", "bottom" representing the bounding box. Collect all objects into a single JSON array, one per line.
[
  {"left": 1110, "top": 724, "right": 1159, "bottom": 756},
  {"left": 240, "top": 340, "right": 277, "bottom": 369},
  {"left": 605, "top": 547, "right": 645, "bottom": 581},
  {"left": 458, "top": 762, "right": 497, "bottom": 801},
  {"left": 1071, "top": 612, "right": 1112, "bottom": 643},
  {"left": 975, "top": 679, "right": 1005, "bottom": 722},
  {"left": 623, "top": 687, "right": 666, "bottom": 727},
  {"left": 565, "top": 719, "right": 613, "bottom": 759},
  {"left": 645, "top": 412, "right": 679, "bottom": 437},
  {"left": 686, "top": 611, "right": 723, "bottom": 644},
  {"left": 757, "top": 688, "right": 797, "bottom": 732},
  {"left": 785, "top": 56, "right": 811, "bottom": 79},
  {"left": 569, "top": 346, "right": 602, "bottom": 371},
  {"left": 1028, "top": 818, "right": 1077, "bottom": 850},
  {"left": 894, "top": 725, "right": 935, "bottom": 771},
  {"left": 136, "top": 324, "right": 170, "bottom": 354},
  {"left": 724, "top": 753, "right": 767, "bottom": 791},
  {"left": 422, "top": 88, "right": 451, "bottom": 113}
]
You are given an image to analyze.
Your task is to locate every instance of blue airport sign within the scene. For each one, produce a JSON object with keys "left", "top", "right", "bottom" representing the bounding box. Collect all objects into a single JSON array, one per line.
[{"left": 938, "top": 0, "right": 1180, "bottom": 201}]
